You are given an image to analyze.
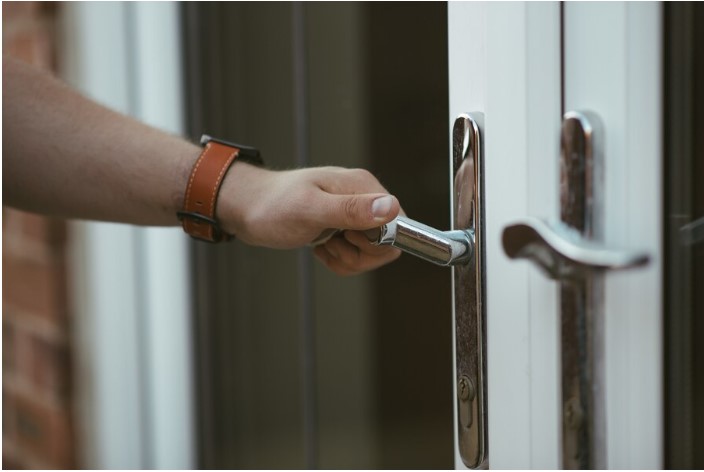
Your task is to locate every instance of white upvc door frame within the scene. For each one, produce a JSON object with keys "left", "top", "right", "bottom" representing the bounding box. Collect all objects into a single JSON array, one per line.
[
  {"left": 61, "top": 3, "right": 195, "bottom": 469},
  {"left": 449, "top": 2, "right": 662, "bottom": 469},
  {"left": 449, "top": 3, "right": 562, "bottom": 468}
]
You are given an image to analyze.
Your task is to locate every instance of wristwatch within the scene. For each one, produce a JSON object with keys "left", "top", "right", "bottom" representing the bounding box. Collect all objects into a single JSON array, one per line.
[{"left": 177, "top": 135, "right": 262, "bottom": 243}]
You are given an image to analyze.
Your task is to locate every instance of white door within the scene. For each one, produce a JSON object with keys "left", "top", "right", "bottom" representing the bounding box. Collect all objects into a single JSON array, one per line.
[{"left": 448, "top": 3, "right": 662, "bottom": 469}]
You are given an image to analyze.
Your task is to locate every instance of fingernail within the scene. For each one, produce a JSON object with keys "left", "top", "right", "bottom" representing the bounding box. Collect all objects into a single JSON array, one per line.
[{"left": 372, "top": 195, "right": 394, "bottom": 219}]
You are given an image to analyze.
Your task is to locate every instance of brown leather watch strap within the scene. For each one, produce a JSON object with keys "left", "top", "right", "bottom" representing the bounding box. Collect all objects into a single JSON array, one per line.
[{"left": 178, "top": 140, "right": 241, "bottom": 242}]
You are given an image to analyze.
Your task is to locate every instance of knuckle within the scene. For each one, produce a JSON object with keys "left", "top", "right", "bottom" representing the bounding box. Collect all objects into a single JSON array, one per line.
[
  {"left": 351, "top": 168, "right": 374, "bottom": 181},
  {"left": 339, "top": 250, "right": 359, "bottom": 268},
  {"left": 329, "top": 240, "right": 362, "bottom": 269},
  {"left": 342, "top": 197, "right": 361, "bottom": 226},
  {"left": 315, "top": 166, "right": 342, "bottom": 177}
]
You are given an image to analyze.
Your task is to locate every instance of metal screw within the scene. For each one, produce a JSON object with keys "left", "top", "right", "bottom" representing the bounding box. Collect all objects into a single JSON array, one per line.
[{"left": 458, "top": 376, "right": 474, "bottom": 401}]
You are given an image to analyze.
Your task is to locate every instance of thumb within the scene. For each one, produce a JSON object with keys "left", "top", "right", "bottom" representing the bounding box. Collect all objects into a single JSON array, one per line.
[{"left": 321, "top": 193, "right": 400, "bottom": 230}]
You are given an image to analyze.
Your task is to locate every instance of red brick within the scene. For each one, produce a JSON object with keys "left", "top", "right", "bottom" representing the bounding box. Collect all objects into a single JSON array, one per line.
[
  {"left": 2, "top": 320, "right": 16, "bottom": 374},
  {"left": 12, "top": 395, "right": 75, "bottom": 468},
  {"left": 2, "top": 208, "right": 10, "bottom": 231},
  {"left": 3, "top": 2, "right": 73, "bottom": 469},
  {"left": 2, "top": 254, "right": 68, "bottom": 323},
  {"left": 3, "top": 208, "right": 23, "bottom": 235},
  {"left": 21, "top": 213, "right": 67, "bottom": 247},
  {"left": 3, "top": 34, "right": 33, "bottom": 63},
  {"left": 3, "top": 390, "right": 17, "bottom": 445},
  {"left": 1, "top": 452, "right": 24, "bottom": 470},
  {"left": 2, "top": 30, "right": 53, "bottom": 69},
  {"left": 30, "top": 337, "right": 71, "bottom": 400},
  {"left": 3, "top": 210, "right": 67, "bottom": 247},
  {"left": 8, "top": 324, "right": 34, "bottom": 381},
  {"left": 2, "top": 2, "right": 41, "bottom": 20}
]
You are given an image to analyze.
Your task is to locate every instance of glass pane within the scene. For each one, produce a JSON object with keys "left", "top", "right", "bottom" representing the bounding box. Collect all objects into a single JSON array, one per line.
[
  {"left": 663, "top": 3, "right": 704, "bottom": 468},
  {"left": 183, "top": 3, "right": 452, "bottom": 468}
]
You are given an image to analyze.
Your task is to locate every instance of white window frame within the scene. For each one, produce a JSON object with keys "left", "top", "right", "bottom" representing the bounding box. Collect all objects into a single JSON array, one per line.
[{"left": 61, "top": 3, "right": 195, "bottom": 468}]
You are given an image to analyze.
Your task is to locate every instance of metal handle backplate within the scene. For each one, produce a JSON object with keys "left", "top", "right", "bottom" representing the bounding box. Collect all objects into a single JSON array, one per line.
[
  {"left": 502, "top": 111, "right": 649, "bottom": 469},
  {"left": 368, "top": 113, "right": 487, "bottom": 469},
  {"left": 452, "top": 113, "right": 487, "bottom": 469}
]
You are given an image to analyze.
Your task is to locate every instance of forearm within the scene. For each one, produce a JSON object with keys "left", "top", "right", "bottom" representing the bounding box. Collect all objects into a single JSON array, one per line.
[
  {"left": 3, "top": 56, "right": 197, "bottom": 226},
  {"left": 3, "top": 57, "right": 402, "bottom": 274}
]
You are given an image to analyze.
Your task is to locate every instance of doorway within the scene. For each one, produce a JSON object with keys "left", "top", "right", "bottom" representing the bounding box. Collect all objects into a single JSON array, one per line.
[{"left": 182, "top": 3, "right": 452, "bottom": 468}]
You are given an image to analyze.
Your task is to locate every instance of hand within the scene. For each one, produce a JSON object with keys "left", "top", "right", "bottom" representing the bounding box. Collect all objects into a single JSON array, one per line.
[{"left": 218, "top": 163, "right": 402, "bottom": 275}]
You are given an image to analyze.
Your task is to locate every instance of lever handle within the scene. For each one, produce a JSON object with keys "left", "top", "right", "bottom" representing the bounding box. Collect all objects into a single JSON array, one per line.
[
  {"left": 501, "top": 111, "right": 650, "bottom": 469},
  {"left": 367, "top": 215, "right": 473, "bottom": 267},
  {"left": 366, "top": 113, "right": 486, "bottom": 468},
  {"left": 502, "top": 217, "right": 649, "bottom": 280}
]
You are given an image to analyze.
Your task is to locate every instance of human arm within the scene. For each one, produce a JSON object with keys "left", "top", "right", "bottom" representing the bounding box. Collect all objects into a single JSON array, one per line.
[{"left": 2, "top": 56, "right": 401, "bottom": 274}]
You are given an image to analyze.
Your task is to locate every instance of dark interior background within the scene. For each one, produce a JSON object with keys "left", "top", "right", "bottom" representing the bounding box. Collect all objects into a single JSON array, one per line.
[
  {"left": 663, "top": 2, "right": 704, "bottom": 469},
  {"left": 181, "top": 3, "right": 452, "bottom": 468}
]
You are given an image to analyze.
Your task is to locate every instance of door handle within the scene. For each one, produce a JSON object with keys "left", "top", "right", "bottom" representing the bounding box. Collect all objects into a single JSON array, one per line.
[
  {"left": 502, "top": 217, "right": 648, "bottom": 279},
  {"left": 366, "top": 215, "right": 473, "bottom": 266},
  {"left": 370, "top": 113, "right": 488, "bottom": 469},
  {"left": 501, "top": 111, "right": 649, "bottom": 469}
]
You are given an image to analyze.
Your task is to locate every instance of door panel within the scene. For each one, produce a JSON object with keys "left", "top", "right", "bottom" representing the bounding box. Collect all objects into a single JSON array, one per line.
[
  {"left": 564, "top": 4, "right": 662, "bottom": 468},
  {"left": 450, "top": 3, "right": 662, "bottom": 469}
]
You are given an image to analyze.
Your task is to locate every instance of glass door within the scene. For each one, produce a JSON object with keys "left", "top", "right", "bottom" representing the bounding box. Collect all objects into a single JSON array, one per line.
[{"left": 182, "top": 3, "right": 453, "bottom": 468}]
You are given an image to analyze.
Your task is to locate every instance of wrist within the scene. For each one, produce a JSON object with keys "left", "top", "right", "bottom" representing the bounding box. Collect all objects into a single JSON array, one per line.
[
  {"left": 215, "top": 161, "right": 275, "bottom": 240},
  {"left": 171, "top": 142, "right": 202, "bottom": 216},
  {"left": 177, "top": 135, "right": 264, "bottom": 242}
]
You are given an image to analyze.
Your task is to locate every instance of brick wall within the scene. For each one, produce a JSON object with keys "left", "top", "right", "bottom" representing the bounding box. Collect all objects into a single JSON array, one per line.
[{"left": 3, "top": 2, "right": 77, "bottom": 469}]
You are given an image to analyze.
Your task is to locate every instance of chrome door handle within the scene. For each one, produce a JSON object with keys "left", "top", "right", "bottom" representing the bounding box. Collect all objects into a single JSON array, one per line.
[
  {"left": 502, "top": 217, "right": 648, "bottom": 279},
  {"left": 366, "top": 216, "right": 473, "bottom": 266},
  {"left": 369, "top": 114, "right": 488, "bottom": 469},
  {"left": 501, "top": 112, "right": 649, "bottom": 469}
]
